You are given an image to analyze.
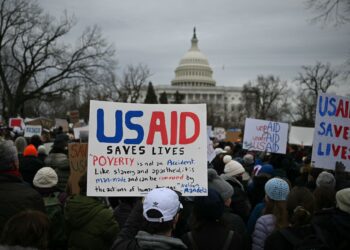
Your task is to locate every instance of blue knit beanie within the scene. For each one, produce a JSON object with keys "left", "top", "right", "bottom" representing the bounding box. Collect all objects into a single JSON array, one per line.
[{"left": 265, "top": 178, "right": 289, "bottom": 201}]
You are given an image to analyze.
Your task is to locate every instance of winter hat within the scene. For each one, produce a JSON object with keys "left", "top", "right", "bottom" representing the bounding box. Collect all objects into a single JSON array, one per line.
[
  {"left": 194, "top": 188, "right": 224, "bottom": 220},
  {"left": 243, "top": 154, "right": 254, "bottom": 165},
  {"left": 224, "top": 146, "right": 231, "bottom": 152},
  {"left": 33, "top": 167, "right": 58, "bottom": 188},
  {"left": 253, "top": 164, "right": 274, "bottom": 176},
  {"left": 38, "top": 145, "right": 47, "bottom": 155},
  {"left": 0, "top": 140, "right": 18, "bottom": 170},
  {"left": 23, "top": 144, "right": 38, "bottom": 157},
  {"left": 316, "top": 171, "right": 336, "bottom": 189},
  {"left": 223, "top": 156, "right": 245, "bottom": 177},
  {"left": 214, "top": 147, "right": 227, "bottom": 155},
  {"left": 14, "top": 136, "right": 27, "bottom": 155},
  {"left": 53, "top": 134, "right": 69, "bottom": 149},
  {"left": 143, "top": 188, "right": 182, "bottom": 222},
  {"left": 208, "top": 168, "right": 234, "bottom": 201},
  {"left": 336, "top": 188, "right": 350, "bottom": 214},
  {"left": 265, "top": 178, "right": 290, "bottom": 201}
]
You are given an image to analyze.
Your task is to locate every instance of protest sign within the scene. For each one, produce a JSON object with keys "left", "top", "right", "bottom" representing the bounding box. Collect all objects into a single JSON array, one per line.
[
  {"left": 68, "top": 143, "right": 88, "bottom": 194},
  {"left": 213, "top": 127, "right": 226, "bottom": 141},
  {"left": 24, "top": 125, "right": 42, "bottom": 138},
  {"left": 26, "top": 117, "right": 54, "bottom": 130},
  {"left": 289, "top": 126, "right": 314, "bottom": 146},
  {"left": 55, "top": 118, "right": 69, "bottom": 132},
  {"left": 226, "top": 131, "right": 241, "bottom": 143},
  {"left": 207, "top": 126, "right": 213, "bottom": 138},
  {"left": 312, "top": 93, "right": 350, "bottom": 171},
  {"left": 69, "top": 110, "right": 80, "bottom": 124},
  {"left": 87, "top": 101, "right": 207, "bottom": 196},
  {"left": 73, "top": 126, "right": 89, "bottom": 139},
  {"left": 207, "top": 134, "right": 216, "bottom": 163},
  {"left": 9, "top": 118, "right": 24, "bottom": 129},
  {"left": 243, "top": 118, "right": 288, "bottom": 154}
]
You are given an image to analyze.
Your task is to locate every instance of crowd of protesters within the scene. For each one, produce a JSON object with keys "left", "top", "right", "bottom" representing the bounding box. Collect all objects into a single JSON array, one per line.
[{"left": 0, "top": 126, "right": 350, "bottom": 250}]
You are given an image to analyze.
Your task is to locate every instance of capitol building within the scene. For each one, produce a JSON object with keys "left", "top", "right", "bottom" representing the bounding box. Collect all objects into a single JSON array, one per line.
[{"left": 142, "top": 29, "right": 243, "bottom": 127}]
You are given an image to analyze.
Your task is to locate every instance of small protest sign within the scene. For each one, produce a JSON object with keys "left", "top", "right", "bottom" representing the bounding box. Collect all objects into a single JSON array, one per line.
[
  {"left": 68, "top": 143, "right": 88, "bottom": 194},
  {"left": 312, "top": 93, "right": 350, "bottom": 171},
  {"left": 55, "top": 118, "right": 69, "bottom": 132},
  {"left": 243, "top": 118, "right": 288, "bottom": 154},
  {"left": 69, "top": 110, "right": 80, "bottom": 124},
  {"left": 24, "top": 125, "right": 42, "bottom": 138},
  {"left": 73, "top": 126, "right": 89, "bottom": 139},
  {"left": 9, "top": 118, "right": 24, "bottom": 129},
  {"left": 207, "top": 134, "right": 216, "bottom": 163},
  {"left": 26, "top": 117, "right": 54, "bottom": 130},
  {"left": 213, "top": 127, "right": 226, "bottom": 141},
  {"left": 87, "top": 101, "right": 207, "bottom": 196},
  {"left": 289, "top": 126, "right": 314, "bottom": 146}
]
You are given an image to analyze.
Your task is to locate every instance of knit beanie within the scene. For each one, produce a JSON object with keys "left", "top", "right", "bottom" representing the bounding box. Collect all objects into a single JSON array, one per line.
[
  {"left": 265, "top": 178, "right": 290, "bottom": 201},
  {"left": 243, "top": 153, "right": 254, "bottom": 165},
  {"left": 23, "top": 144, "right": 38, "bottom": 157},
  {"left": 222, "top": 155, "right": 245, "bottom": 177},
  {"left": 194, "top": 188, "right": 225, "bottom": 220},
  {"left": 38, "top": 145, "right": 47, "bottom": 155},
  {"left": 208, "top": 168, "right": 233, "bottom": 201},
  {"left": 14, "top": 136, "right": 27, "bottom": 155},
  {"left": 33, "top": 167, "right": 58, "bottom": 188},
  {"left": 336, "top": 188, "right": 350, "bottom": 214},
  {"left": 0, "top": 140, "right": 18, "bottom": 170},
  {"left": 316, "top": 171, "right": 336, "bottom": 190}
]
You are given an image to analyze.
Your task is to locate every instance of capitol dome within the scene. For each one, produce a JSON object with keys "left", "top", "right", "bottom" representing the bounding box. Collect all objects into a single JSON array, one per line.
[{"left": 171, "top": 28, "right": 216, "bottom": 87}]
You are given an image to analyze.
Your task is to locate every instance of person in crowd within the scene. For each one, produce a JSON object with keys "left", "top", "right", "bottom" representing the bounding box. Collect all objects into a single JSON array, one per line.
[
  {"left": 0, "top": 140, "right": 45, "bottom": 234},
  {"left": 38, "top": 145, "right": 48, "bottom": 163},
  {"left": 221, "top": 155, "right": 251, "bottom": 222},
  {"left": 45, "top": 134, "right": 70, "bottom": 191},
  {"left": 252, "top": 177, "right": 289, "bottom": 250},
  {"left": 33, "top": 167, "right": 67, "bottom": 249},
  {"left": 181, "top": 188, "right": 246, "bottom": 250},
  {"left": 0, "top": 210, "right": 50, "bottom": 250},
  {"left": 242, "top": 153, "right": 255, "bottom": 175},
  {"left": 14, "top": 136, "right": 27, "bottom": 161},
  {"left": 113, "top": 197, "right": 139, "bottom": 229},
  {"left": 264, "top": 186, "right": 318, "bottom": 249},
  {"left": 19, "top": 144, "right": 44, "bottom": 186},
  {"left": 211, "top": 148, "right": 228, "bottom": 175},
  {"left": 30, "top": 134, "right": 43, "bottom": 149},
  {"left": 208, "top": 168, "right": 246, "bottom": 235},
  {"left": 316, "top": 171, "right": 336, "bottom": 190},
  {"left": 312, "top": 187, "right": 350, "bottom": 249},
  {"left": 111, "top": 187, "right": 187, "bottom": 250},
  {"left": 65, "top": 173, "right": 119, "bottom": 250}
]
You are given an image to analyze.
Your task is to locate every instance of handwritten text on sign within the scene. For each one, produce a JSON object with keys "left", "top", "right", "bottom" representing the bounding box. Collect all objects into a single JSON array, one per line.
[
  {"left": 87, "top": 101, "right": 207, "bottom": 196},
  {"left": 243, "top": 118, "right": 288, "bottom": 154},
  {"left": 312, "top": 94, "right": 350, "bottom": 171}
]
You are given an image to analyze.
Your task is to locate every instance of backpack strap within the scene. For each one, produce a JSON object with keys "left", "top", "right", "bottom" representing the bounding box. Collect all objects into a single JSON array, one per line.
[
  {"left": 280, "top": 228, "right": 303, "bottom": 246},
  {"left": 187, "top": 232, "right": 198, "bottom": 250},
  {"left": 222, "top": 230, "right": 234, "bottom": 250}
]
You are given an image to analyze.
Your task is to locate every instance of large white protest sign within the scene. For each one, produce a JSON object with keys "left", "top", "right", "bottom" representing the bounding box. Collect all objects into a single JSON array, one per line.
[
  {"left": 243, "top": 118, "right": 289, "bottom": 154},
  {"left": 24, "top": 125, "right": 42, "bottom": 138},
  {"left": 87, "top": 101, "right": 207, "bottom": 196},
  {"left": 289, "top": 126, "right": 314, "bottom": 146},
  {"left": 312, "top": 93, "right": 350, "bottom": 171}
]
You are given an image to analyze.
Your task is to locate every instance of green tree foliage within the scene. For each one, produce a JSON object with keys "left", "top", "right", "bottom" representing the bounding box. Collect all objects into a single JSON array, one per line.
[
  {"left": 144, "top": 82, "right": 158, "bottom": 104},
  {"left": 159, "top": 91, "right": 168, "bottom": 104},
  {"left": 173, "top": 91, "right": 185, "bottom": 104}
]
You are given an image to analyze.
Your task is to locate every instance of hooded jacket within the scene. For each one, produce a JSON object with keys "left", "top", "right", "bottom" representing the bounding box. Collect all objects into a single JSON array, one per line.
[{"left": 65, "top": 195, "right": 119, "bottom": 250}]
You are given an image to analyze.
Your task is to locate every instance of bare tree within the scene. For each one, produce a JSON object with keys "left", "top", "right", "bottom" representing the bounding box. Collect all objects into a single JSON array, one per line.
[
  {"left": 0, "top": 0, "right": 116, "bottom": 118},
  {"left": 296, "top": 62, "right": 338, "bottom": 98},
  {"left": 306, "top": 0, "right": 350, "bottom": 26},
  {"left": 240, "top": 75, "right": 291, "bottom": 121}
]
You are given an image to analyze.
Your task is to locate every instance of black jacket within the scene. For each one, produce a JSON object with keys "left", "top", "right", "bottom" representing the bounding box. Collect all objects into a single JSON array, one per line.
[{"left": 19, "top": 155, "right": 44, "bottom": 185}]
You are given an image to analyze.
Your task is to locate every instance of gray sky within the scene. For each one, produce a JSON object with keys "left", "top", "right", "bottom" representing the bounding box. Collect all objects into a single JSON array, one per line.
[{"left": 39, "top": 0, "right": 350, "bottom": 94}]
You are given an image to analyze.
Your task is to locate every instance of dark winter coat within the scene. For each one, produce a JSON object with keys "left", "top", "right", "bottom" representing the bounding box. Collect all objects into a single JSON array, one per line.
[
  {"left": 221, "top": 207, "right": 247, "bottom": 235},
  {"left": 19, "top": 156, "right": 44, "bottom": 185},
  {"left": 45, "top": 152, "right": 69, "bottom": 191},
  {"left": 65, "top": 195, "right": 119, "bottom": 250},
  {"left": 0, "top": 173, "right": 45, "bottom": 234},
  {"left": 181, "top": 221, "right": 246, "bottom": 250}
]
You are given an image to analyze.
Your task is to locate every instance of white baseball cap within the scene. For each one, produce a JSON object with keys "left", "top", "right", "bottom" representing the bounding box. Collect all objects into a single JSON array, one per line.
[{"left": 143, "top": 188, "right": 182, "bottom": 222}]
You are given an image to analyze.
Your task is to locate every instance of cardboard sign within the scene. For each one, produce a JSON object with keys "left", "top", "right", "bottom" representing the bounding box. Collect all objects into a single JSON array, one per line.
[
  {"left": 87, "top": 101, "right": 207, "bottom": 196},
  {"left": 24, "top": 125, "right": 42, "bottom": 138},
  {"left": 289, "top": 126, "right": 314, "bottom": 146},
  {"left": 213, "top": 127, "right": 226, "bottom": 141},
  {"left": 26, "top": 117, "right": 54, "bottom": 130},
  {"left": 68, "top": 143, "right": 88, "bottom": 194},
  {"left": 73, "top": 126, "right": 89, "bottom": 139},
  {"left": 312, "top": 93, "right": 350, "bottom": 171},
  {"left": 9, "top": 118, "right": 24, "bottom": 129},
  {"left": 226, "top": 131, "right": 241, "bottom": 143},
  {"left": 55, "top": 118, "right": 69, "bottom": 132},
  {"left": 243, "top": 118, "right": 288, "bottom": 154}
]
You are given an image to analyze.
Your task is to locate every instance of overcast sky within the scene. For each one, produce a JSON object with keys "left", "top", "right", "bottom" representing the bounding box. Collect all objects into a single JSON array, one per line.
[{"left": 39, "top": 0, "right": 350, "bottom": 94}]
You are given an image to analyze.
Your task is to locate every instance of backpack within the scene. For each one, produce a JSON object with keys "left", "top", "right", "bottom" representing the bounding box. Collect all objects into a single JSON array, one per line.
[
  {"left": 44, "top": 192, "right": 67, "bottom": 249},
  {"left": 280, "top": 225, "right": 330, "bottom": 250}
]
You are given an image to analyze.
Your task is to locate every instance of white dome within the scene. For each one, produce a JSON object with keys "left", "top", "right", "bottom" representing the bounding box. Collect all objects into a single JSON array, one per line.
[{"left": 171, "top": 28, "right": 216, "bottom": 87}]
